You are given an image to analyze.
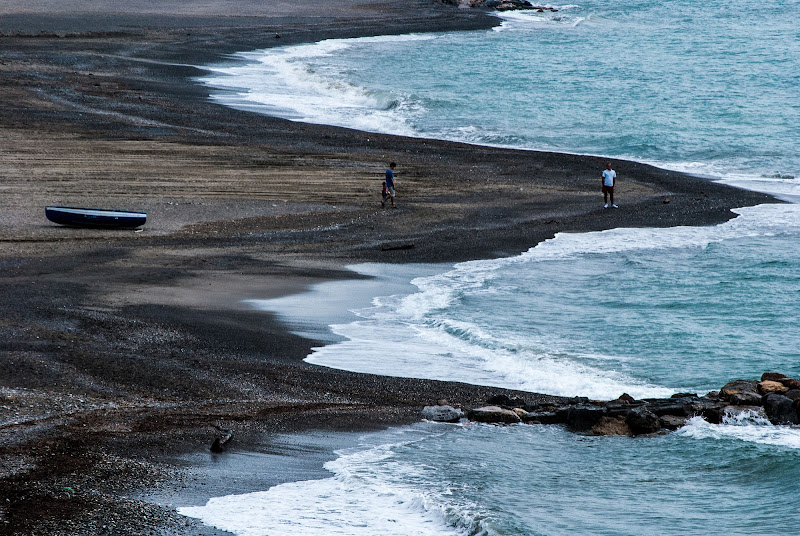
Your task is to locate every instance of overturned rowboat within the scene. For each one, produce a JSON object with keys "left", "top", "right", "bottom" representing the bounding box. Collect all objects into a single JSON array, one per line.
[{"left": 45, "top": 206, "right": 147, "bottom": 229}]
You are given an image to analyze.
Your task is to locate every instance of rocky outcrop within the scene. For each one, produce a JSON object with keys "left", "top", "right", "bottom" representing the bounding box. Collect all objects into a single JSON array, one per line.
[
  {"left": 439, "top": 0, "right": 559, "bottom": 11},
  {"left": 423, "top": 372, "right": 800, "bottom": 435}
]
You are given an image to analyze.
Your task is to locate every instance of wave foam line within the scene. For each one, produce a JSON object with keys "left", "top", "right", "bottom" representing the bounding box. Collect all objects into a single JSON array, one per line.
[
  {"left": 678, "top": 416, "right": 800, "bottom": 450},
  {"left": 179, "top": 427, "right": 482, "bottom": 536}
]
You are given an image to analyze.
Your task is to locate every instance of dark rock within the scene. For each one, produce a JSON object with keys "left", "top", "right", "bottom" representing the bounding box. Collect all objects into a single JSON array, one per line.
[
  {"left": 671, "top": 392, "right": 698, "bottom": 399},
  {"left": 566, "top": 396, "right": 590, "bottom": 405},
  {"left": 521, "top": 411, "right": 562, "bottom": 424},
  {"left": 468, "top": 406, "right": 521, "bottom": 424},
  {"left": 727, "top": 391, "right": 764, "bottom": 406},
  {"left": 646, "top": 400, "right": 692, "bottom": 417},
  {"left": 683, "top": 398, "right": 727, "bottom": 423},
  {"left": 564, "top": 405, "right": 606, "bottom": 431},
  {"left": 210, "top": 427, "right": 233, "bottom": 453},
  {"left": 626, "top": 406, "right": 661, "bottom": 435},
  {"left": 591, "top": 416, "right": 631, "bottom": 436},
  {"left": 784, "top": 389, "right": 800, "bottom": 402},
  {"left": 483, "top": 0, "right": 535, "bottom": 10},
  {"left": 605, "top": 403, "right": 641, "bottom": 418},
  {"left": 761, "top": 372, "right": 788, "bottom": 382},
  {"left": 659, "top": 415, "right": 689, "bottom": 430},
  {"left": 421, "top": 405, "right": 464, "bottom": 423},
  {"left": 700, "top": 404, "right": 727, "bottom": 424},
  {"left": 762, "top": 393, "right": 798, "bottom": 425},
  {"left": 613, "top": 393, "right": 636, "bottom": 404},
  {"left": 779, "top": 378, "right": 800, "bottom": 390}
]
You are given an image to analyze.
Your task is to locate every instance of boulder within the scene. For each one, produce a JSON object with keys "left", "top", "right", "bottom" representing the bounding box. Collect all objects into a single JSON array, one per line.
[
  {"left": 613, "top": 393, "right": 636, "bottom": 404},
  {"left": 563, "top": 405, "right": 606, "bottom": 431},
  {"left": 626, "top": 406, "right": 661, "bottom": 435},
  {"left": 758, "top": 380, "right": 789, "bottom": 395},
  {"left": 779, "top": 378, "right": 800, "bottom": 390},
  {"left": 720, "top": 380, "right": 759, "bottom": 402},
  {"left": 761, "top": 372, "right": 788, "bottom": 382},
  {"left": 467, "top": 406, "right": 521, "bottom": 424},
  {"left": 591, "top": 416, "right": 631, "bottom": 436},
  {"left": 727, "top": 391, "right": 764, "bottom": 406},
  {"left": 762, "top": 393, "right": 798, "bottom": 425},
  {"left": 700, "top": 403, "right": 727, "bottom": 424},
  {"left": 421, "top": 405, "right": 464, "bottom": 423}
]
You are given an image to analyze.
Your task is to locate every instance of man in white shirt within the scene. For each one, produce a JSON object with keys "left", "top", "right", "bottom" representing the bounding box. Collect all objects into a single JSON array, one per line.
[{"left": 602, "top": 162, "right": 618, "bottom": 208}]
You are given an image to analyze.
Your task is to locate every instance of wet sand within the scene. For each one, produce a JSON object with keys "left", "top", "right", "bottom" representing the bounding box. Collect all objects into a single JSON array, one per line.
[{"left": 0, "top": 1, "right": 778, "bottom": 534}]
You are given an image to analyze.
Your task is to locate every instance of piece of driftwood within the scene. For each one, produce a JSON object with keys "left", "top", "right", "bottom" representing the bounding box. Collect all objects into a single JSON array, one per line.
[
  {"left": 210, "top": 426, "right": 233, "bottom": 453},
  {"left": 381, "top": 242, "right": 415, "bottom": 251}
]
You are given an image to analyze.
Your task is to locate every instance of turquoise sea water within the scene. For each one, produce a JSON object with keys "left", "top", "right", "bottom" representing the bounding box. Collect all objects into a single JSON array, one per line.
[
  {"left": 198, "top": 0, "right": 799, "bottom": 182},
  {"left": 182, "top": 1, "right": 800, "bottom": 534}
]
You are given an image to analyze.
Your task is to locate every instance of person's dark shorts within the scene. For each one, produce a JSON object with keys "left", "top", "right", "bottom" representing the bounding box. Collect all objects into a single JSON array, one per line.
[{"left": 602, "top": 185, "right": 614, "bottom": 194}]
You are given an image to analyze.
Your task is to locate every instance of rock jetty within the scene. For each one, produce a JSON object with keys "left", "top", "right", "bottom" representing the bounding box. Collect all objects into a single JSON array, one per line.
[{"left": 422, "top": 372, "right": 800, "bottom": 435}]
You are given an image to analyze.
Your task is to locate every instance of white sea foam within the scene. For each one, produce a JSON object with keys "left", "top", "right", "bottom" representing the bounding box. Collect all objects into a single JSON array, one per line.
[
  {"left": 494, "top": 4, "right": 585, "bottom": 31},
  {"left": 179, "top": 426, "right": 481, "bottom": 536},
  {"left": 302, "top": 202, "right": 800, "bottom": 400},
  {"left": 678, "top": 417, "right": 800, "bottom": 450},
  {"left": 198, "top": 36, "right": 429, "bottom": 136}
]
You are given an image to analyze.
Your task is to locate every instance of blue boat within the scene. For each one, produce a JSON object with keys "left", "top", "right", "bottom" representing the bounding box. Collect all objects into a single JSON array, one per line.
[{"left": 45, "top": 206, "right": 147, "bottom": 229}]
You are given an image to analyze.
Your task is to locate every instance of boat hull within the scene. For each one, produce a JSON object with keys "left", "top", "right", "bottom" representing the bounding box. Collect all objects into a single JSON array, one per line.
[{"left": 45, "top": 206, "right": 147, "bottom": 229}]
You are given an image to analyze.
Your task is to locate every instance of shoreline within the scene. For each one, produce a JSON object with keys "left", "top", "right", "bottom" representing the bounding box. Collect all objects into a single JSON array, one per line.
[{"left": 0, "top": 1, "right": 781, "bottom": 534}]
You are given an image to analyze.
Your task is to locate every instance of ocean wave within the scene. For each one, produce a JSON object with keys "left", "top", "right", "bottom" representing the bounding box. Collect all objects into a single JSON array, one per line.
[
  {"left": 309, "top": 292, "right": 677, "bottom": 400},
  {"left": 305, "top": 202, "right": 800, "bottom": 399},
  {"left": 493, "top": 4, "right": 585, "bottom": 30},
  {"left": 179, "top": 426, "right": 485, "bottom": 536},
  {"left": 198, "top": 39, "right": 422, "bottom": 137},
  {"left": 678, "top": 417, "right": 800, "bottom": 450}
]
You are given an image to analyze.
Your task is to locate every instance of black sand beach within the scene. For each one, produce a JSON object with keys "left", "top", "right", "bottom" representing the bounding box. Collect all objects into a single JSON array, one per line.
[{"left": 0, "top": 1, "right": 777, "bottom": 534}]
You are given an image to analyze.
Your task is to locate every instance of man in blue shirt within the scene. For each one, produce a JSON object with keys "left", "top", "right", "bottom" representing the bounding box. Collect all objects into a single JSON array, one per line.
[{"left": 384, "top": 162, "right": 397, "bottom": 208}]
